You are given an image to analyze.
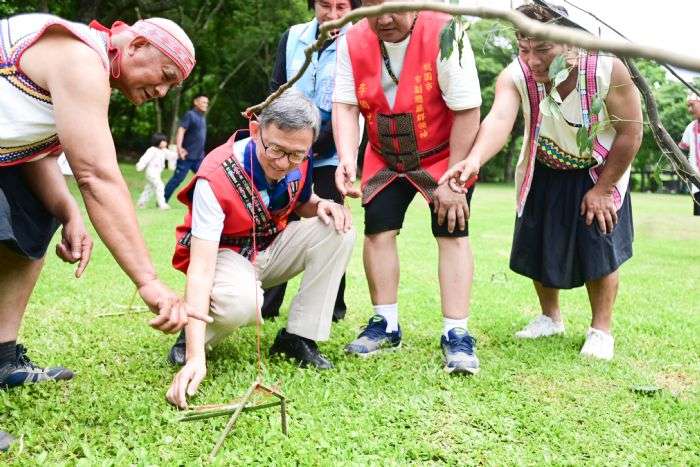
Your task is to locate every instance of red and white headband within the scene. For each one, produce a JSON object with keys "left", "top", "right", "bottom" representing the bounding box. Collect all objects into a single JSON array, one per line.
[
  {"left": 130, "top": 19, "right": 195, "bottom": 79},
  {"left": 90, "top": 18, "right": 195, "bottom": 80}
]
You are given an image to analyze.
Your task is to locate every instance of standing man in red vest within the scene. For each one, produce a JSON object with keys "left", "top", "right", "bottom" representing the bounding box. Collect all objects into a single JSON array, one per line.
[
  {"left": 166, "top": 90, "right": 355, "bottom": 408},
  {"left": 333, "top": 1, "right": 482, "bottom": 374}
]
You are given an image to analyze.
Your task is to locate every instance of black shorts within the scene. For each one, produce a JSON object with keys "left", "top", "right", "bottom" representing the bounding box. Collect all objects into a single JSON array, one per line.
[
  {"left": 693, "top": 192, "right": 700, "bottom": 216},
  {"left": 363, "top": 177, "right": 474, "bottom": 237},
  {"left": 0, "top": 165, "right": 59, "bottom": 260},
  {"left": 510, "top": 161, "right": 633, "bottom": 289}
]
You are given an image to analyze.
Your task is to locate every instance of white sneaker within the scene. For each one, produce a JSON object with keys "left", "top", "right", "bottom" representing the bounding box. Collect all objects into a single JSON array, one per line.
[
  {"left": 515, "top": 315, "right": 565, "bottom": 339},
  {"left": 580, "top": 328, "right": 614, "bottom": 361}
]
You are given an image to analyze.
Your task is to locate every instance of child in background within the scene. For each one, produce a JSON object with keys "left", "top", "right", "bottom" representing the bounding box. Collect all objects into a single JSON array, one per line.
[{"left": 136, "top": 133, "right": 174, "bottom": 209}]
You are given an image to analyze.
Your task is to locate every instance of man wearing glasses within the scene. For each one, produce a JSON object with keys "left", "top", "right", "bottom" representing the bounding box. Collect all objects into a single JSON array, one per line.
[{"left": 165, "top": 90, "right": 355, "bottom": 409}]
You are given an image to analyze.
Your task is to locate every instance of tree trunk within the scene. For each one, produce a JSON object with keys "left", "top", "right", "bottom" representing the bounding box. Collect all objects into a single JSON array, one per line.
[
  {"left": 76, "top": 0, "right": 104, "bottom": 23},
  {"left": 154, "top": 99, "right": 163, "bottom": 133},
  {"left": 168, "top": 87, "right": 183, "bottom": 143}
]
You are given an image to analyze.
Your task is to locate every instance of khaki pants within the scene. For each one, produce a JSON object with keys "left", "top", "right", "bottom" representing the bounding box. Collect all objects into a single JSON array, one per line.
[{"left": 205, "top": 218, "right": 355, "bottom": 346}]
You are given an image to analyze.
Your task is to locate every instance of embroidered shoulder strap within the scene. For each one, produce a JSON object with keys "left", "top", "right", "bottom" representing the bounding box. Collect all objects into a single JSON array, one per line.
[
  {"left": 221, "top": 156, "right": 279, "bottom": 242},
  {"left": 517, "top": 57, "right": 546, "bottom": 212}
]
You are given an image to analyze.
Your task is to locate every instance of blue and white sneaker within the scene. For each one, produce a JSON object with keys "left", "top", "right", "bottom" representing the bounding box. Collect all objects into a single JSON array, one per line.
[
  {"left": 441, "top": 328, "right": 480, "bottom": 375},
  {"left": 0, "top": 431, "right": 14, "bottom": 451},
  {"left": 345, "top": 315, "right": 401, "bottom": 357},
  {"left": 0, "top": 344, "right": 74, "bottom": 389}
]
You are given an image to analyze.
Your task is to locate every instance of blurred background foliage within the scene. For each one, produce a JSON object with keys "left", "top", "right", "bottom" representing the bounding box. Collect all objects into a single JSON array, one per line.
[{"left": 1, "top": 1, "right": 697, "bottom": 189}]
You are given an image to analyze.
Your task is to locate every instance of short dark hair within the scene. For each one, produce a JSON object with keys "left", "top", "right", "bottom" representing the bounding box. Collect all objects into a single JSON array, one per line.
[
  {"left": 307, "top": 0, "right": 361, "bottom": 10},
  {"left": 151, "top": 133, "right": 168, "bottom": 147},
  {"left": 193, "top": 95, "right": 208, "bottom": 101},
  {"left": 515, "top": 2, "right": 585, "bottom": 39}
]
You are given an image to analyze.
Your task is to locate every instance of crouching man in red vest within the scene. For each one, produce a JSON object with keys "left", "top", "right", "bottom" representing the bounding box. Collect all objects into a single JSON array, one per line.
[
  {"left": 333, "top": 2, "right": 482, "bottom": 374},
  {"left": 166, "top": 90, "right": 355, "bottom": 408}
]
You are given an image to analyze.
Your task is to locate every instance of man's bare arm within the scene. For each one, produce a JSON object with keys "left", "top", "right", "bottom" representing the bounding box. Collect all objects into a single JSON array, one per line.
[
  {"left": 595, "top": 58, "right": 643, "bottom": 191},
  {"left": 332, "top": 102, "right": 362, "bottom": 197},
  {"left": 20, "top": 31, "right": 211, "bottom": 330},
  {"left": 579, "top": 58, "right": 643, "bottom": 234}
]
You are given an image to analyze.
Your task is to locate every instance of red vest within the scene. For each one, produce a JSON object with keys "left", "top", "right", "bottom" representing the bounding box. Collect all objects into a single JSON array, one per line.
[
  {"left": 347, "top": 12, "right": 454, "bottom": 204},
  {"left": 172, "top": 131, "right": 310, "bottom": 274}
]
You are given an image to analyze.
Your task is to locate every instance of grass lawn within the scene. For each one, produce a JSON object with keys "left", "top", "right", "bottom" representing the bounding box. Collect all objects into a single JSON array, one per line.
[{"left": 1, "top": 164, "right": 699, "bottom": 465}]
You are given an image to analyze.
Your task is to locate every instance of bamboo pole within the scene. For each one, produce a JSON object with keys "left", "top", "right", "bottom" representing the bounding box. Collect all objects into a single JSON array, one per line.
[
  {"left": 208, "top": 378, "right": 260, "bottom": 461},
  {"left": 244, "top": 1, "right": 700, "bottom": 117}
]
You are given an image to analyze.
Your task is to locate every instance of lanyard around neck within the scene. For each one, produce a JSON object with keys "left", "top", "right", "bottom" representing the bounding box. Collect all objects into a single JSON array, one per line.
[{"left": 379, "top": 13, "right": 418, "bottom": 86}]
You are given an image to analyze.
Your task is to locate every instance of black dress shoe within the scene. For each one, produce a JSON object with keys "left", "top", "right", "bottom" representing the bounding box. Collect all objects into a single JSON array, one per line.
[
  {"left": 168, "top": 330, "right": 186, "bottom": 366},
  {"left": 0, "top": 431, "right": 14, "bottom": 451},
  {"left": 269, "top": 328, "right": 333, "bottom": 370}
]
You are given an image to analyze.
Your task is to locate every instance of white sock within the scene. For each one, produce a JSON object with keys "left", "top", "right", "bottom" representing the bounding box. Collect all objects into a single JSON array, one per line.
[
  {"left": 374, "top": 303, "right": 398, "bottom": 332},
  {"left": 443, "top": 317, "right": 468, "bottom": 339}
]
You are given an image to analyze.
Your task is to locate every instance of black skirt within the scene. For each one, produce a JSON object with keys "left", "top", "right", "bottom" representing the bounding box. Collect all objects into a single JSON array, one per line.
[
  {"left": 0, "top": 165, "right": 60, "bottom": 260},
  {"left": 510, "top": 161, "right": 634, "bottom": 289}
]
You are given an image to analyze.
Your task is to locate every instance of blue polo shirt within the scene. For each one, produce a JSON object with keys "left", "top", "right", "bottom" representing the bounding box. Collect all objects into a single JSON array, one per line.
[
  {"left": 190, "top": 135, "right": 313, "bottom": 242},
  {"left": 180, "top": 109, "right": 207, "bottom": 161}
]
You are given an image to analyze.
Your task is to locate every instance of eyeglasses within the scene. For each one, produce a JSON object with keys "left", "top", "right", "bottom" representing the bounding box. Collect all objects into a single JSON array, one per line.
[{"left": 259, "top": 126, "right": 309, "bottom": 164}]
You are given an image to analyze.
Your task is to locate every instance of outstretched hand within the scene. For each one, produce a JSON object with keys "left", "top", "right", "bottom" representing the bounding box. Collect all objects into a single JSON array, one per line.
[
  {"left": 166, "top": 358, "right": 207, "bottom": 409},
  {"left": 138, "top": 279, "right": 213, "bottom": 333},
  {"left": 56, "top": 217, "right": 93, "bottom": 278},
  {"left": 438, "top": 158, "right": 480, "bottom": 194},
  {"left": 335, "top": 160, "right": 361, "bottom": 198}
]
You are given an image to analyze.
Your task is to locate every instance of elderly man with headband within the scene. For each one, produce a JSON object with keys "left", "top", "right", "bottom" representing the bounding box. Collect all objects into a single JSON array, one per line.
[{"left": 0, "top": 12, "right": 209, "bottom": 450}]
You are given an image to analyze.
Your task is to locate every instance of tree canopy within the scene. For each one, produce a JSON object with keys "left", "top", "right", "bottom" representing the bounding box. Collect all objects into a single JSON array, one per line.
[{"left": 1, "top": 1, "right": 696, "bottom": 188}]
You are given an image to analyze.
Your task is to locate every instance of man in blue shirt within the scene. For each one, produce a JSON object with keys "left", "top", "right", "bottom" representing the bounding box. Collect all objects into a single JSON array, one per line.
[{"left": 164, "top": 95, "right": 209, "bottom": 201}]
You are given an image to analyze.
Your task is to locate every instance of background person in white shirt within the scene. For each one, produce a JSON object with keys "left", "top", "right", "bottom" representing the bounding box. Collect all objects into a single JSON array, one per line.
[{"left": 136, "top": 133, "right": 175, "bottom": 210}]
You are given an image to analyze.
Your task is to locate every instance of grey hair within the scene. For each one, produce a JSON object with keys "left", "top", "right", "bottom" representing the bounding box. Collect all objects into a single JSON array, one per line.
[{"left": 258, "top": 89, "right": 321, "bottom": 141}]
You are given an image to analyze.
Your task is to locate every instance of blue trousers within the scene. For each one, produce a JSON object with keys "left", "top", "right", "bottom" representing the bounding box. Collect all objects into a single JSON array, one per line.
[{"left": 164, "top": 158, "right": 202, "bottom": 201}]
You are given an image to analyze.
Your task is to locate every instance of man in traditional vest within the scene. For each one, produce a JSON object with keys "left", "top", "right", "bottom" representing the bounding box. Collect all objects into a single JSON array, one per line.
[
  {"left": 333, "top": 0, "right": 482, "bottom": 374},
  {"left": 0, "top": 13, "right": 212, "bottom": 449},
  {"left": 165, "top": 90, "right": 355, "bottom": 408},
  {"left": 678, "top": 93, "right": 700, "bottom": 216},
  {"left": 441, "top": 3, "right": 643, "bottom": 360},
  {"left": 262, "top": 0, "right": 360, "bottom": 324}
]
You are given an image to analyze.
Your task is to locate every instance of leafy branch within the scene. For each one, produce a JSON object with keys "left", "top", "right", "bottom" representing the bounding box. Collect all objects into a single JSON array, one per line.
[{"left": 243, "top": 1, "right": 700, "bottom": 117}]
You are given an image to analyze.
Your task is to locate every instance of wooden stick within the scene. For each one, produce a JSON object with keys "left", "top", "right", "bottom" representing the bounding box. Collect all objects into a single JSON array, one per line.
[
  {"left": 127, "top": 288, "right": 138, "bottom": 310},
  {"left": 178, "top": 400, "right": 282, "bottom": 422},
  {"left": 209, "top": 378, "right": 260, "bottom": 461},
  {"left": 280, "top": 398, "right": 288, "bottom": 436},
  {"left": 244, "top": 1, "right": 700, "bottom": 117},
  {"left": 624, "top": 59, "right": 700, "bottom": 191},
  {"left": 97, "top": 309, "right": 149, "bottom": 318}
]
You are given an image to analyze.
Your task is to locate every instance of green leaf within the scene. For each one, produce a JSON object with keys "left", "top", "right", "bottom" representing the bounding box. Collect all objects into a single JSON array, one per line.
[
  {"left": 576, "top": 126, "right": 589, "bottom": 152},
  {"left": 548, "top": 54, "right": 567, "bottom": 82},
  {"left": 591, "top": 95, "right": 604, "bottom": 115},
  {"left": 539, "top": 96, "right": 562, "bottom": 120},
  {"left": 553, "top": 68, "right": 570, "bottom": 88},
  {"left": 439, "top": 19, "right": 456, "bottom": 62}
]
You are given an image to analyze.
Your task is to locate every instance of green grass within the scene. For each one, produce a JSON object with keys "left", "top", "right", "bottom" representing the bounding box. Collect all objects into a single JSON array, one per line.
[{"left": 2, "top": 165, "right": 699, "bottom": 465}]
